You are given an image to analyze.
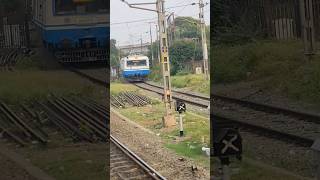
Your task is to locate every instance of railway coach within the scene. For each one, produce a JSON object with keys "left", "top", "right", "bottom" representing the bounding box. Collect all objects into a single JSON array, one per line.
[
  {"left": 120, "top": 54, "right": 150, "bottom": 82},
  {"left": 31, "top": 0, "right": 108, "bottom": 63}
]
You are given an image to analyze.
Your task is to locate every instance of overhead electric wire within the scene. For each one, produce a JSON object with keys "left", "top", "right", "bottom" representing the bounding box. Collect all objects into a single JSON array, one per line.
[
  {"left": 111, "top": 17, "right": 157, "bottom": 25},
  {"left": 165, "top": 3, "right": 196, "bottom": 9},
  {"left": 111, "top": 1, "right": 209, "bottom": 26},
  {"left": 175, "top": 0, "right": 193, "bottom": 15}
]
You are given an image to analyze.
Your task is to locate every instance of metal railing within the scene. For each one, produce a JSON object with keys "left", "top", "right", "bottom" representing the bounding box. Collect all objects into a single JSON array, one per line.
[{"left": 0, "top": 18, "right": 27, "bottom": 49}]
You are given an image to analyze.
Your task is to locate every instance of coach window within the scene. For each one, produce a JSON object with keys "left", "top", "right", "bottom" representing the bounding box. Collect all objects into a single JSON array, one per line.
[
  {"left": 127, "top": 60, "right": 147, "bottom": 67},
  {"left": 55, "top": 0, "right": 76, "bottom": 15}
]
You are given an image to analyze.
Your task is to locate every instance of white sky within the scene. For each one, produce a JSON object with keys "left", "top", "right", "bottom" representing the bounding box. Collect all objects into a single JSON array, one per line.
[{"left": 110, "top": 0, "right": 210, "bottom": 46}]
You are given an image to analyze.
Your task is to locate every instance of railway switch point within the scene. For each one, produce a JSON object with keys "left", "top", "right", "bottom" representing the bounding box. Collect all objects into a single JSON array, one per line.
[{"left": 311, "top": 139, "right": 320, "bottom": 180}]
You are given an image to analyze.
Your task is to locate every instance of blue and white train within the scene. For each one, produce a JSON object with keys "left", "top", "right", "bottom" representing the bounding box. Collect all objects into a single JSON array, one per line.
[
  {"left": 120, "top": 55, "right": 150, "bottom": 82},
  {"left": 31, "top": 0, "right": 108, "bottom": 63}
]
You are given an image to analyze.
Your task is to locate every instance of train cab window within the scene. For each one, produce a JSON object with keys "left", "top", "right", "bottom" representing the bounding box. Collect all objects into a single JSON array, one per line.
[
  {"left": 54, "top": 0, "right": 108, "bottom": 15},
  {"left": 127, "top": 60, "right": 147, "bottom": 67}
]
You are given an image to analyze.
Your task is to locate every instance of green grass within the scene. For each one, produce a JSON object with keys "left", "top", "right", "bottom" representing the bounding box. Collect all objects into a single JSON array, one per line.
[
  {"left": 213, "top": 40, "right": 320, "bottom": 105},
  {"left": 171, "top": 74, "right": 209, "bottom": 95},
  {"left": 150, "top": 73, "right": 209, "bottom": 95},
  {"left": 117, "top": 97, "right": 210, "bottom": 167},
  {"left": 0, "top": 71, "right": 105, "bottom": 104},
  {"left": 165, "top": 141, "right": 209, "bottom": 166}
]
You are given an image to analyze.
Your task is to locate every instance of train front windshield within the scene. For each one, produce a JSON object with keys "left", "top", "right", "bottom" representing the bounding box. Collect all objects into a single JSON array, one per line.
[
  {"left": 127, "top": 60, "right": 147, "bottom": 67},
  {"left": 55, "top": 0, "right": 108, "bottom": 15}
]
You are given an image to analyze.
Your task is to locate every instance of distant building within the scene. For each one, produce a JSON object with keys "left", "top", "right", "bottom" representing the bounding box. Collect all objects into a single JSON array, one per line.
[{"left": 119, "top": 42, "right": 150, "bottom": 55}]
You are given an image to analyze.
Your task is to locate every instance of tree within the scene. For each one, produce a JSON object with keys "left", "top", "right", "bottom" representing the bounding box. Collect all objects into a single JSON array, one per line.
[
  {"left": 147, "top": 40, "right": 160, "bottom": 66},
  {"left": 0, "top": 0, "right": 21, "bottom": 14},
  {"left": 213, "top": 0, "right": 265, "bottom": 45},
  {"left": 174, "top": 17, "right": 201, "bottom": 39},
  {"left": 110, "top": 39, "right": 119, "bottom": 67},
  {"left": 169, "top": 40, "right": 202, "bottom": 75}
]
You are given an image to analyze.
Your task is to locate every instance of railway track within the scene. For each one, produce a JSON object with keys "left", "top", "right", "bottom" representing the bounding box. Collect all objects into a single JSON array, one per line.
[
  {"left": 111, "top": 91, "right": 151, "bottom": 108},
  {"left": 0, "top": 96, "right": 109, "bottom": 146},
  {"left": 110, "top": 135, "right": 166, "bottom": 180},
  {"left": 69, "top": 69, "right": 320, "bottom": 147},
  {"left": 212, "top": 93, "right": 320, "bottom": 147},
  {"left": 0, "top": 49, "right": 19, "bottom": 70},
  {"left": 133, "top": 82, "right": 209, "bottom": 108},
  {"left": 134, "top": 82, "right": 320, "bottom": 147}
]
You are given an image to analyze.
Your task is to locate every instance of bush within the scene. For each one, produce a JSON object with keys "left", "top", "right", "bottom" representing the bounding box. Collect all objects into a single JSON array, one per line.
[
  {"left": 149, "top": 65, "right": 162, "bottom": 82},
  {"left": 171, "top": 74, "right": 209, "bottom": 95},
  {"left": 213, "top": 40, "right": 320, "bottom": 105},
  {"left": 212, "top": 41, "right": 303, "bottom": 83},
  {"left": 169, "top": 40, "right": 202, "bottom": 75}
]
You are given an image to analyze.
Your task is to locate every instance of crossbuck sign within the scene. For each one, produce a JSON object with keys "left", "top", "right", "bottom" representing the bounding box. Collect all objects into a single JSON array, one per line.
[{"left": 213, "top": 128, "right": 242, "bottom": 157}]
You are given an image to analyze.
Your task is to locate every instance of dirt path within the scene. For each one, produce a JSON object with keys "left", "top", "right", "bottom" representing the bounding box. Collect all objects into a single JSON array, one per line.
[{"left": 110, "top": 109, "right": 210, "bottom": 180}]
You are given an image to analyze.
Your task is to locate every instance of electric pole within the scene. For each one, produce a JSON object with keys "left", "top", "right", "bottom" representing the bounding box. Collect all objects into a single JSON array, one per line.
[
  {"left": 149, "top": 22, "right": 154, "bottom": 66},
  {"left": 300, "top": 0, "right": 316, "bottom": 58},
  {"left": 25, "top": 0, "right": 31, "bottom": 48},
  {"left": 140, "top": 34, "right": 143, "bottom": 54},
  {"left": 121, "top": 0, "right": 175, "bottom": 127},
  {"left": 199, "top": 0, "right": 209, "bottom": 80},
  {"left": 156, "top": 24, "right": 161, "bottom": 64},
  {"left": 157, "top": 0, "right": 174, "bottom": 125},
  {"left": 118, "top": 47, "right": 121, "bottom": 61},
  {"left": 118, "top": 47, "right": 121, "bottom": 79},
  {"left": 167, "top": 12, "right": 175, "bottom": 47}
]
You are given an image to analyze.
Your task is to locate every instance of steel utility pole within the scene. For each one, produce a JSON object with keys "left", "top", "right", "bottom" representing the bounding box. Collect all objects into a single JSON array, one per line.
[
  {"left": 140, "top": 34, "right": 143, "bottom": 54},
  {"left": 149, "top": 22, "right": 154, "bottom": 66},
  {"left": 118, "top": 47, "right": 121, "bottom": 61},
  {"left": 157, "top": 0, "right": 175, "bottom": 126},
  {"left": 25, "top": 0, "right": 31, "bottom": 48},
  {"left": 300, "top": 0, "right": 316, "bottom": 58},
  {"left": 156, "top": 24, "right": 161, "bottom": 64},
  {"left": 167, "top": 12, "right": 174, "bottom": 46},
  {"left": 199, "top": 0, "right": 209, "bottom": 80},
  {"left": 118, "top": 47, "right": 121, "bottom": 79},
  {"left": 121, "top": 0, "right": 175, "bottom": 127}
]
